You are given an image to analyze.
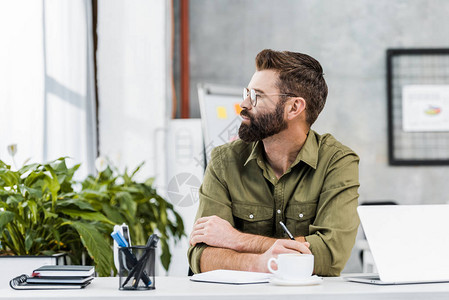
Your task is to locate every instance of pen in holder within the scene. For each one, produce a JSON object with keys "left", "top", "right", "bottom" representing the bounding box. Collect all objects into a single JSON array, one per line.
[{"left": 118, "top": 245, "right": 156, "bottom": 290}]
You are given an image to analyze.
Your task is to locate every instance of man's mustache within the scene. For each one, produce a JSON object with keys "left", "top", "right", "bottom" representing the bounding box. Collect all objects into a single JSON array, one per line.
[{"left": 240, "top": 110, "right": 253, "bottom": 119}]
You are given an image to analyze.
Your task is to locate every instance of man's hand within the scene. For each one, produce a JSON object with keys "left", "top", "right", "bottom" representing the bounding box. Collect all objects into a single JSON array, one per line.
[
  {"left": 255, "top": 239, "right": 311, "bottom": 272},
  {"left": 189, "top": 215, "right": 239, "bottom": 249}
]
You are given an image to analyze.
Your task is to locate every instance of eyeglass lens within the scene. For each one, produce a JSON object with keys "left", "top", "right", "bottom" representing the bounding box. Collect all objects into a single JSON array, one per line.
[{"left": 243, "top": 88, "right": 257, "bottom": 106}]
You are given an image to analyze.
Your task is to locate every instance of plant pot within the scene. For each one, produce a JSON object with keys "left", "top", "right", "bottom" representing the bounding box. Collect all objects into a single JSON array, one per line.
[{"left": 0, "top": 253, "right": 67, "bottom": 289}]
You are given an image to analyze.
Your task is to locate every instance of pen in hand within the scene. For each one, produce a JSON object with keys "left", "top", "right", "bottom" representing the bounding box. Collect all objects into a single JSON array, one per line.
[{"left": 279, "top": 221, "right": 295, "bottom": 240}]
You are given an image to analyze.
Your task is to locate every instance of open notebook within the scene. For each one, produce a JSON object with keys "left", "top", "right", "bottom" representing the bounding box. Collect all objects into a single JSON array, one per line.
[{"left": 190, "top": 270, "right": 272, "bottom": 285}]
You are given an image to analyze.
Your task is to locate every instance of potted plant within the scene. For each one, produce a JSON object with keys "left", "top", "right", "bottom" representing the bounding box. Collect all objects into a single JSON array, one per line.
[
  {"left": 80, "top": 158, "right": 185, "bottom": 271},
  {"left": 0, "top": 157, "right": 115, "bottom": 276},
  {"left": 0, "top": 155, "right": 185, "bottom": 276}
]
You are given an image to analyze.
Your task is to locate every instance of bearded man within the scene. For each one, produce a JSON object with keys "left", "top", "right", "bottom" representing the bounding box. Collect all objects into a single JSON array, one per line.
[{"left": 188, "top": 49, "right": 360, "bottom": 276}]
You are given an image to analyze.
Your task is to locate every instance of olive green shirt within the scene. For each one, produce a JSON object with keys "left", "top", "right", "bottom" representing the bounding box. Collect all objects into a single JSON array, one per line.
[{"left": 188, "top": 130, "right": 360, "bottom": 276}]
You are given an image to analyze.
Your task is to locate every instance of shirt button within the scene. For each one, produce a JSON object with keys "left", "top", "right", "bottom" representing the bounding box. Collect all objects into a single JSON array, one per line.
[
  {"left": 277, "top": 209, "right": 281, "bottom": 214},
  {"left": 249, "top": 214, "right": 254, "bottom": 219},
  {"left": 299, "top": 213, "right": 304, "bottom": 218}
]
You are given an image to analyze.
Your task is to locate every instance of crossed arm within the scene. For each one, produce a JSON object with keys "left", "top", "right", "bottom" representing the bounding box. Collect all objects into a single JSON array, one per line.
[{"left": 189, "top": 215, "right": 311, "bottom": 273}]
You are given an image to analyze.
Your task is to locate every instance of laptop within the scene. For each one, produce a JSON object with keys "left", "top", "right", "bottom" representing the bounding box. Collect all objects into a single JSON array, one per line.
[{"left": 345, "top": 204, "right": 449, "bottom": 285}]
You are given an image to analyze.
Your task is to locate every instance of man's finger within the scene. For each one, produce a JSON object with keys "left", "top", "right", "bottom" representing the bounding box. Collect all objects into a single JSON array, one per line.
[
  {"left": 190, "top": 229, "right": 205, "bottom": 239},
  {"left": 291, "top": 242, "right": 311, "bottom": 254},
  {"left": 279, "top": 248, "right": 303, "bottom": 254},
  {"left": 189, "top": 231, "right": 205, "bottom": 246},
  {"left": 194, "top": 216, "right": 214, "bottom": 225},
  {"left": 278, "top": 240, "right": 312, "bottom": 254},
  {"left": 192, "top": 222, "right": 206, "bottom": 232},
  {"left": 190, "top": 236, "right": 199, "bottom": 246}
]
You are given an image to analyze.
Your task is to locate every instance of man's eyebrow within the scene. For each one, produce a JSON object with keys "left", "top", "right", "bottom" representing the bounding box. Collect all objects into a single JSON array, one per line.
[{"left": 252, "top": 88, "right": 265, "bottom": 94}]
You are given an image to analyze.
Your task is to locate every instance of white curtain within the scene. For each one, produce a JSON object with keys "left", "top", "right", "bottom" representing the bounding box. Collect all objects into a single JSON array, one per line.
[
  {"left": 43, "top": 0, "right": 97, "bottom": 177},
  {"left": 0, "top": 1, "right": 45, "bottom": 167},
  {"left": 97, "top": 0, "right": 169, "bottom": 181},
  {"left": 0, "top": 0, "right": 97, "bottom": 178}
]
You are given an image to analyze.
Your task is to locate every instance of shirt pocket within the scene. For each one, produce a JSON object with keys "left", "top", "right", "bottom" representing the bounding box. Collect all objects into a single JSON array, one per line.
[
  {"left": 285, "top": 202, "right": 317, "bottom": 237},
  {"left": 232, "top": 202, "right": 273, "bottom": 237}
]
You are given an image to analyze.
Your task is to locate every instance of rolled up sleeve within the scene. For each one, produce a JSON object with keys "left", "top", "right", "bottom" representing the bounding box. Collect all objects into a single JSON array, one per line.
[
  {"left": 305, "top": 150, "right": 360, "bottom": 276},
  {"left": 187, "top": 147, "right": 234, "bottom": 274}
]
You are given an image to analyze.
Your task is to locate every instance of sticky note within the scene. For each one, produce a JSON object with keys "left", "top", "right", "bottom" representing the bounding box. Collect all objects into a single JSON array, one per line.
[
  {"left": 234, "top": 104, "right": 242, "bottom": 115},
  {"left": 217, "top": 106, "right": 227, "bottom": 119}
]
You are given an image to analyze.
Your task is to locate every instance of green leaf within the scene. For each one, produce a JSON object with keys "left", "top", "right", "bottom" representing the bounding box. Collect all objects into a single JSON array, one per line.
[
  {"left": 121, "top": 186, "right": 142, "bottom": 194},
  {"left": 0, "top": 211, "right": 15, "bottom": 229},
  {"left": 170, "top": 212, "right": 185, "bottom": 239},
  {"left": 0, "top": 160, "right": 10, "bottom": 169},
  {"left": 24, "top": 231, "right": 34, "bottom": 253},
  {"left": 117, "top": 192, "right": 137, "bottom": 218},
  {"left": 43, "top": 209, "right": 58, "bottom": 219},
  {"left": 58, "top": 209, "right": 114, "bottom": 225},
  {"left": 20, "top": 185, "right": 43, "bottom": 199},
  {"left": 69, "top": 221, "right": 113, "bottom": 277},
  {"left": 6, "top": 194, "right": 23, "bottom": 206},
  {"left": 43, "top": 168, "right": 60, "bottom": 195},
  {"left": 68, "top": 163, "right": 81, "bottom": 174},
  {"left": 48, "top": 226, "right": 63, "bottom": 251},
  {"left": 57, "top": 199, "right": 95, "bottom": 211},
  {"left": 21, "top": 157, "right": 32, "bottom": 166},
  {"left": 40, "top": 249, "right": 57, "bottom": 256},
  {"left": 0, "top": 199, "right": 9, "bottom": 209},
  {"left": 18, "top": 163, "right": 40, "bottom": 175},
  {"left": 101, "top": 203, "right": 125, "bottom": 224},
  {"left": 26, "top": 200, "right": 39, "bottom": 223},
  {"left": 159, "top": 206, "right": 168, "bottom": 225},
  {"left": 0, "top": 170, "right": 20, "bottom": 187},
  {"left": 51, "top": 158, "right": 68, "bottom": 173},
  {"left": 122, "top": 167, "right": 130, "bottom": 184},
  {"left": 5, "top": 223, "right": 26, "bottom": 254},
  {"left": 144, "top": 177, "right": 155, "bottom": 186},
  {"left": 130, "top": 162, "right": 145, "bottom": 179},
  {"left": 160, "top": 237, "right": 171, "bottom": 271},
  {"left": 79, "top": 189, "right": 108, "bottom": 201}
]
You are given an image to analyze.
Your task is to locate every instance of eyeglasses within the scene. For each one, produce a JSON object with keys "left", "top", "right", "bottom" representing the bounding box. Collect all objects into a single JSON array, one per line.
[{"left": 243, "top": 88, "right": 297, "bottom": 107}]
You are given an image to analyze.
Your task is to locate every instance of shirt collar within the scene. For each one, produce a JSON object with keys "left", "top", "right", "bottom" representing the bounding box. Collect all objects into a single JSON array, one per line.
[
  {"left": 244, "top": 141, "right": 263, "bottom": 166},
  {"left": 243, "top": 130, "right": 319, "bottom": 170}
]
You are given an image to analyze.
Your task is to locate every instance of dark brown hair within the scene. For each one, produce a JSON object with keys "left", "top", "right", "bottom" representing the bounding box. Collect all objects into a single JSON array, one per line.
[{"left": 255, "top": 49, "right": 328, "bottom": 126}]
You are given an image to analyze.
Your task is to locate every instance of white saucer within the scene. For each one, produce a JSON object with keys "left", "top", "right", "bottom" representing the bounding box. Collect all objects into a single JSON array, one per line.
[{"left": 270, "top": 275, "right": 323, "bottom": 286}]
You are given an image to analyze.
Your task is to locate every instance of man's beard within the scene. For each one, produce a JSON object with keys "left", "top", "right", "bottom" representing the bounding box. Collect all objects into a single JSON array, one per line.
[{"left": 238, "top": 100, "right": 288, "bottom": 143}]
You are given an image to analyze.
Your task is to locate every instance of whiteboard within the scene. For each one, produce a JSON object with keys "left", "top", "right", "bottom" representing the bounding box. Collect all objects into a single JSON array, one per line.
[{"left": 198, "top": 84, "right": 242, "bottom": 165}]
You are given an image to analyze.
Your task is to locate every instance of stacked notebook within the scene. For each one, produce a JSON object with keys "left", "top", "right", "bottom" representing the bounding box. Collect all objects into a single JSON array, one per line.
[{"left": 10, "top": 265, "right": 94, "bottom": 290}]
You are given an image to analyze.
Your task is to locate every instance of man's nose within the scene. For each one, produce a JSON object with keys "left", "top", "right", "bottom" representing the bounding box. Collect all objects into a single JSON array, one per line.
[{"left": 240, "top": 94, "right": 251, "bottom": 110}]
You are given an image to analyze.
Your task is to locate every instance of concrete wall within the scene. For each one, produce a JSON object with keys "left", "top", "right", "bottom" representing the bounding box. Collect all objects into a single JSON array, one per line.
[{"left": 188, "top": 0, "right": 449, "bottom": 205}]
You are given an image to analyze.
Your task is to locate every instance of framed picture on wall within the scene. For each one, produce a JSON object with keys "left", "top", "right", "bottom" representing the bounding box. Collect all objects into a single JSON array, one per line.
[{"left": 387, "top": 48, "right": 449, "bottom": 165}]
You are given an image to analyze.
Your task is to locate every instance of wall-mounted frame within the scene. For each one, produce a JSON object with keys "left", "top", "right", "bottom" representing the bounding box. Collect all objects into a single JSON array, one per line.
[{"left": 387, "top": 48, "right": 449, "bottom": 165}]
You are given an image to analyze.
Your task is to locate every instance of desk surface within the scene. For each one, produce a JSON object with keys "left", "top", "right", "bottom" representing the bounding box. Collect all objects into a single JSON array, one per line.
[{"left": 2, "top": 275, "right": 449, "bottom": 300}]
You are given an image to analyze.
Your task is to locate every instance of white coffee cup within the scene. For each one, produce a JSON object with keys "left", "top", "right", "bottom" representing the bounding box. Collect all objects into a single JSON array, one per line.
[{"left": 267, "top": 253, "right": 314, "bottom": 280}]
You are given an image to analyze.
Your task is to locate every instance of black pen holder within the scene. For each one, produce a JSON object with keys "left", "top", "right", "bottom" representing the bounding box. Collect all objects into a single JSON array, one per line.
[{"left": 118, "top": 246, "right": 156, "bottom": 290}]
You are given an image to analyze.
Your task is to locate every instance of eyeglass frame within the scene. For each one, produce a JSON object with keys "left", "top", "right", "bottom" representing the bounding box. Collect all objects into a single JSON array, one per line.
[{"left": 243, "top": 87, "right": 298, "bottom": 107}]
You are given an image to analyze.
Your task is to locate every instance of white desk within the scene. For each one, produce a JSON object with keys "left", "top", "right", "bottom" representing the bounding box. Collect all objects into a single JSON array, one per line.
[{"left": 2, "top": 276, "right": 449, "bottom": 300}]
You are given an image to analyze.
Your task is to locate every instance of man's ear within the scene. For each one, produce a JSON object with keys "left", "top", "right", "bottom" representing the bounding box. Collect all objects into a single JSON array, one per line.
[{"left": 286, "top": 97, "right": 306, "bottom": 120}]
